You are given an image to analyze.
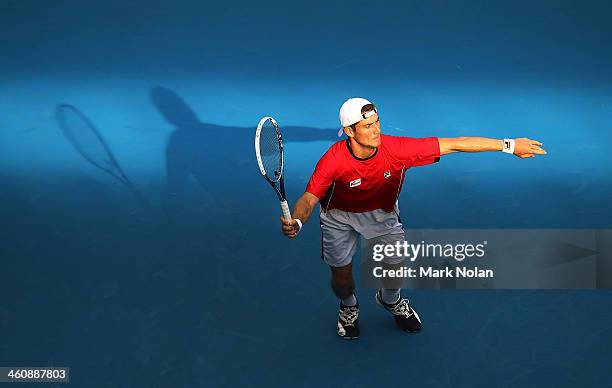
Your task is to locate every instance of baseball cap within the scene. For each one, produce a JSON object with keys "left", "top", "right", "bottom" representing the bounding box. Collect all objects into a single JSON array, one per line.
[{"left": 337, "top": 97, "right": 377, "bottom": 137}]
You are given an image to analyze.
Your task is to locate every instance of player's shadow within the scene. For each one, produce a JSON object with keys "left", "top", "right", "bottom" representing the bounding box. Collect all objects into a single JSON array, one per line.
[
  {"left": 151, "top": 86, "right": 336, "bottom": 222},
  {"left": 149, "top": 86, "right": 339, "bottom": 384},
  {"left": 151, "top": 84, "right": 338, "bottom": 320}
]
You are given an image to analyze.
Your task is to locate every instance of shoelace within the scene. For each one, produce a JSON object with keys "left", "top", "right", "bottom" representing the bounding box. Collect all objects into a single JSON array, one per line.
[
  {"left": 391, "top": 299, "right": 413, "bottom": 318},
  {"left": 339, "top": 306, "right": 359, "bottom": 325}
]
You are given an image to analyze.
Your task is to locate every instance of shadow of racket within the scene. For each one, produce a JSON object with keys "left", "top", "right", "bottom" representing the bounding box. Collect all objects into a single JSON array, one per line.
[{"left": 55, "top": 104, "right": 151, "bottom": 209}]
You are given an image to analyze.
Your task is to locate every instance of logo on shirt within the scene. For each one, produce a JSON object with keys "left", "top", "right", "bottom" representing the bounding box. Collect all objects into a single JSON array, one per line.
[
  {"left": 384, "top": 171, "right": 391, "bottom": 179},
  {"left": 349, "top": 178, "right": 362, "bottom": 188}
]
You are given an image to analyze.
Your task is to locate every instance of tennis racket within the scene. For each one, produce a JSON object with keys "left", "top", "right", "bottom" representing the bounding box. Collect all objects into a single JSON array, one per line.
[
  {"left": 254, "top": 116, "right": 291, "bottom": 221},
  {"left": 55, "top": 104, "right": 151, "bottom": 209}
]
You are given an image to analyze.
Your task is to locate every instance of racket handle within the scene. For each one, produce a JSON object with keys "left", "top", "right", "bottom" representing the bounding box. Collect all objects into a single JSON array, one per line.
[{"left": 280, "top": 200, "right": 292, "bottom": 221}]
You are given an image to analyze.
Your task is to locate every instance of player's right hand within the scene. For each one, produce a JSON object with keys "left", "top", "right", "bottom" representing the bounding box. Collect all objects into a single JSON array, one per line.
[
  {"left": 280, "top": 217, "right": 300, "bottom": 239},
  {"left": 514, "top": 138, "right": 547, "bottom": 158}
]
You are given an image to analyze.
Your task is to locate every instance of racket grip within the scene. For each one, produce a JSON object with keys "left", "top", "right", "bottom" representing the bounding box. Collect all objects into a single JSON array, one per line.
[{"left": 280, "top": 200, "right": 292, "bottom": 221}]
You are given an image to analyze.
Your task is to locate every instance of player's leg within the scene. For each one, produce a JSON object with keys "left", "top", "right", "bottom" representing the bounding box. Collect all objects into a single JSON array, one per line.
[
  {"left": 320, "top": 210, "right": 360, "bottom": 339},
  {"left": 330, "top": 262, "right": 357, "bottom": 305},
  {"left": 358, "top": 209, "right": 423, "bottom": 333}
]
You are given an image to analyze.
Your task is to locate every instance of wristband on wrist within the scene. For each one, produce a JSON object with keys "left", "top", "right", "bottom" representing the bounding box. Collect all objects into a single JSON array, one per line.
[
  {"left": 295, "top": 219, "right": 303, "bottom": 233},
  {"left": 502, "top": 138, "right": 515, "bottom": 154}
]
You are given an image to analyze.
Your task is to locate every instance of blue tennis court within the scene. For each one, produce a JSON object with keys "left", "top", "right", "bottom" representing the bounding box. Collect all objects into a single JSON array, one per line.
[{"left": 1, "top": 1, "right": 611, "bottom": 386}]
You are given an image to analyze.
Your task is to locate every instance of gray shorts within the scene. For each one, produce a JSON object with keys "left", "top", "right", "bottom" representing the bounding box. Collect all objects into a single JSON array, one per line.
[{"left": 319, "top": 206, "right": 406, "bottom": 268}]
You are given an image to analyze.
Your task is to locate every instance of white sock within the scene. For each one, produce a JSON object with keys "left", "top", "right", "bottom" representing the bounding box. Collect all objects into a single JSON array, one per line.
[
  {"left": 341, "top": 293, "right": 357, "bottom": 307},
  {"left": 381, "top": 289, "right": 400, "bottom": 305}
]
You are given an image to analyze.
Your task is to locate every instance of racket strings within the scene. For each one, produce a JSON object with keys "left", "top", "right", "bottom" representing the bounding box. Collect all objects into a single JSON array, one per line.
[{"left": 259, "top": 121, "right": 282, "bottom": 182}]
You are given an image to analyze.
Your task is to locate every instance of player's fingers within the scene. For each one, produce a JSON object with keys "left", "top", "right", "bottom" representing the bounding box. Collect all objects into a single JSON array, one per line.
[
  {"left": 532, "top": 146, "right": 547, "bottom": 154},
  {"left": 532, "top": 140, "right": 543, "bottom": 146},
  {"left": 280, "top": 217, "right": 295, "bottom": 226},
  {"left": 283, "top": 222, "right": 299, "bottom": 231}
]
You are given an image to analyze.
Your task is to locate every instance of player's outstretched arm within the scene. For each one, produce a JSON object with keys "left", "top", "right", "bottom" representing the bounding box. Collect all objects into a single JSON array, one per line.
[
  {"left": 438, "top": 137, "right": 547, "bottom": 158},
  {"left": 280, "top": 192, "right": 320, "bottom": 239}
]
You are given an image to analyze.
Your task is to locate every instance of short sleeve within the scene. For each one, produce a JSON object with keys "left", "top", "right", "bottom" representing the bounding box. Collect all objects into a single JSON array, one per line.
[
  {"left": 384, "top": 135, "right": 440, "bottom": 167},
  {"left": 305, "top": 151, "right": 336, "bottom": 199}
]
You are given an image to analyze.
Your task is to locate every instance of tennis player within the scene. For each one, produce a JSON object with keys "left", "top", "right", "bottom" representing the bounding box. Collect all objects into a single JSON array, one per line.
[{"left": 280, "top": 97, "right": 546, "bottom": 339}]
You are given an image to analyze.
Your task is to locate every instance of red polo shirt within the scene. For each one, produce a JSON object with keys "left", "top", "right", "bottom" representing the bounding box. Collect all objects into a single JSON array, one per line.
[{"left": 305, "top": 134, "right": 440, "bottom": 213}]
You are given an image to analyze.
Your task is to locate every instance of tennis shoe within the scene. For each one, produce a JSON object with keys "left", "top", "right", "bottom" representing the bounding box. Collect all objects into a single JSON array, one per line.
[
  {"left": 337, "top": 302, "right": 360, "bottom": 340},
  {"left": 375, "top": 290, "right": 422, "bottom": 332}
]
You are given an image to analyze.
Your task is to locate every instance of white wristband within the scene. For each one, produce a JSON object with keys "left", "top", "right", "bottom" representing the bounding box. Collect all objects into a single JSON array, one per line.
[
  {"left": 295, "top": 218, "right": 303, "bottom": 233},
  {"left": 502, "top": 139, "right": 515, "bottom": 154}
]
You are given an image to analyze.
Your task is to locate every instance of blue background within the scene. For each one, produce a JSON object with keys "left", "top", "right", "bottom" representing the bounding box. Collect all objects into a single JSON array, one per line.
[{"left": 1, "top": 0, "right": 611, "bottom": 386}]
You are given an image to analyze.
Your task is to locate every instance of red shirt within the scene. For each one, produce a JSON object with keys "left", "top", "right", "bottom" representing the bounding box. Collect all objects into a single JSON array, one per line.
[{"left": 305, "top": 134, "right": 440, "bottom": 213}]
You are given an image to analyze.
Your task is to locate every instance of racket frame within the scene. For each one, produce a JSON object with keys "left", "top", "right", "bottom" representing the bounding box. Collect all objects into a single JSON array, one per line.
[{"left": 255, "top": 116, "right": 291, "bottom": 220}]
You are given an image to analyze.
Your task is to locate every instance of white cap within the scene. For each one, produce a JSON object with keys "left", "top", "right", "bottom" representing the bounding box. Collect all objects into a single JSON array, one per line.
[{"left": 337, "top": 97, "right": 376, "bottom": 137}]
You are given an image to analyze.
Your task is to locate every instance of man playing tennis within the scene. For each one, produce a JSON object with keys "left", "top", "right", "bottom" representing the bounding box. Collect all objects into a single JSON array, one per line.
[{"left": 280, "top": 97, "right": 546, "bottom": 339}]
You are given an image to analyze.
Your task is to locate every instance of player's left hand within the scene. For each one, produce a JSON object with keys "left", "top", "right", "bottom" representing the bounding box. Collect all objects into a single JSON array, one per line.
[{"left": 514, "top": 138, "right": 547, "bottom": 158}]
